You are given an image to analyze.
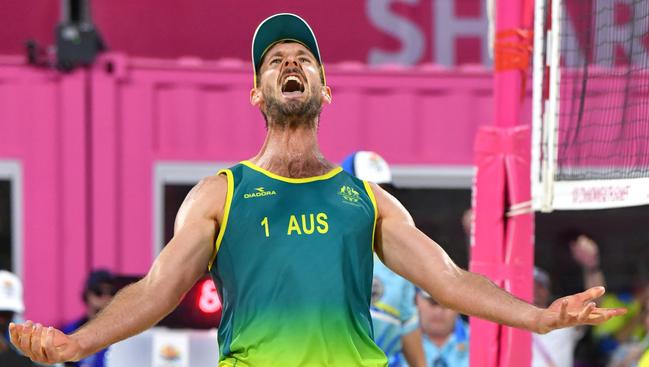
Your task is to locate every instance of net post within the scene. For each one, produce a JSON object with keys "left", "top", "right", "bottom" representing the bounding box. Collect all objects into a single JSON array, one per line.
[
  {"left": 531, "top": 0, "right": 546, "bottom": 211},
  {"left": 543, "top": 0, "right": 563, "bottom": 212}
]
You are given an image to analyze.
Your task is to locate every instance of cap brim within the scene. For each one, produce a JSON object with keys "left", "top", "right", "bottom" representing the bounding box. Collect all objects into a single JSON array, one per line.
[{"left": 252, "top": 13, "right": 322, "bottom": 85}]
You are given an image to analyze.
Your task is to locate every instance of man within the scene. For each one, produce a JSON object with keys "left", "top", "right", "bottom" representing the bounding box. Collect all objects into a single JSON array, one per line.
[
  {"left": 61, "top": 270, "right": 115, "bottom": 367},
  {"left": 10, "top": 13, "right": 626, "bottom": 367},
  {"left": 532, "top": 235, "right": 606, "bottom": 367},
  {"left": 0, "top": 270, "right": 35, "bottom": 367},
  {"left": 342, "top": 151, "right": 426, "bottom": 367},
  {"left": 416, "top": 290, "right": 468, "bottom": 367}
]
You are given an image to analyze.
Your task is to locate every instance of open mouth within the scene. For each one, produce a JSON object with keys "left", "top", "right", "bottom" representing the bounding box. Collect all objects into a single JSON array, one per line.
[{"left": 281, "top": 75, "right": 305, "bottom": 97}]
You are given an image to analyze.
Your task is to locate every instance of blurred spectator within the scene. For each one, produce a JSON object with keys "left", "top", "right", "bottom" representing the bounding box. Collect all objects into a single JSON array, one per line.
[
  {"left": 62, "top": 270, "right": 115, "bottom": 367},
  {"left": 533, "top": 235, "right": 605, "bottom": 367},
  {"left": 342, "top": 151, "right": 426, "bottom": 367},
  {"left": 416, "top": 290, "right": 469, "bottom": 367},
  {"left": 594, "top": 279, "right": 649, "bottom": 359},
  {"left": 0, "top": 270, "right": 36, "bottom": 367},
  {"left": 608, "top": 294, "right": 649, "bottom": 367}
]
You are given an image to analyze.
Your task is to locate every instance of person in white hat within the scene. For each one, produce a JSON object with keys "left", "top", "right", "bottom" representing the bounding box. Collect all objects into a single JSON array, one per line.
[
  {"left": 11, "top": 13, "right": 627, "bottom": 367},
  {"left": 0, "top": 270, "right": 35, "bottom": 367}
]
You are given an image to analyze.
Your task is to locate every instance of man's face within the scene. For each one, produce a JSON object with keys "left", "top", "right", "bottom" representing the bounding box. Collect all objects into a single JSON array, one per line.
[
  {"left": 416, "top": 293, "right": 458, "bottom": 338},
  {"left": 252, "top": 42, "right": 331, "bottom": 127}
]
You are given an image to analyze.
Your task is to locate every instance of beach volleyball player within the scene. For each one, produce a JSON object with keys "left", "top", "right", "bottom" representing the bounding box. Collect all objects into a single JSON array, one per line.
[{"left": 10, "top": 13, "right": 626, "bottom": 366}]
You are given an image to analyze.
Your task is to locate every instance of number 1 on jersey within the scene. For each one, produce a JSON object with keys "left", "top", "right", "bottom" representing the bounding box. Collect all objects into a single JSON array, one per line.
[{"left": 261, "top": 216, "right": 270, "bottom": 237}]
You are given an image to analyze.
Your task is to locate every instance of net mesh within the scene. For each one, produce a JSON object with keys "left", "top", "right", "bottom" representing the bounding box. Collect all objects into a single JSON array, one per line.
[{"left": 554, "top": 0, "right": 649, "bottom": 181}]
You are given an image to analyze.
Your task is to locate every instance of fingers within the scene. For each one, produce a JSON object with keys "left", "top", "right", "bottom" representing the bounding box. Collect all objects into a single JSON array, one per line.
[
  {"left": 588, "top": 307, "right": 628, "bottom": 321},
  {"left": 8, "top": 322, "right": 20, "bottom": 346},
  {"left": 30, "top": 324, "right": 46, "bottom": 361},
  {"left": 608, "top": 307, "right": 628, "bottom": 316},
  {"left": 575, "top": 307, "right": 628, "bottom": 326},
  {"left": 43, "top": 327, "right": 61, "bottom": 362},
  {"left": 559, "top": 299, "right": 569, "bottom": 323},
  {"left": 9, "top": 321, "right": 65, "bottom": 364},
  {"left": 18, "top": 320, "right": 34, "bottom": 355},
  {"left": 577, "top": 302, "right": 595, "bottom": 322},
  {"left": 577, "top": 286, "right": 605, "bottom": 304}
]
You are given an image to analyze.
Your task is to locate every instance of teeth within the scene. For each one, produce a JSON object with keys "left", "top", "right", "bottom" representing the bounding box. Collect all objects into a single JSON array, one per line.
[{"left": 283, "top": 75, "right": 302, "bottom": 85}]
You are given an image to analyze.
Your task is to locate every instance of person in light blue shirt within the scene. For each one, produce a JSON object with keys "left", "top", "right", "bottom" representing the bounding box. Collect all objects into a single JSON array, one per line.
[
  {"left": 372, "top": 260, "right": 422, "bottom": 366},
  {"left": 342, "top": 151, "right": 426, "bottom": 367},
  {"left": 416, "top": 290, "right": 469, "bottom": 367}
]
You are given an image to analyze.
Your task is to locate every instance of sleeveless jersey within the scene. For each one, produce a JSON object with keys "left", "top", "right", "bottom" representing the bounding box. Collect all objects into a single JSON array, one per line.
[{"left": 209, "top": 161, "right": 388, "bottom": 367}]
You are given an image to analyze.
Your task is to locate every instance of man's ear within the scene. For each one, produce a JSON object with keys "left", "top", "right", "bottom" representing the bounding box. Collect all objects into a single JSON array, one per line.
[
  {"left": 250, "top": 88, "right": 263, "bottom": 106},
  {"left": 322, "top": 86, "right": 332, "bottom": 105}
]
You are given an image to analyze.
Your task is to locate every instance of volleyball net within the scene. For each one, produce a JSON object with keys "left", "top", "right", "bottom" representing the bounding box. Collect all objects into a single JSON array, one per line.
[{"left": 532, "top": 0, "right": 649, "bottom": 211}]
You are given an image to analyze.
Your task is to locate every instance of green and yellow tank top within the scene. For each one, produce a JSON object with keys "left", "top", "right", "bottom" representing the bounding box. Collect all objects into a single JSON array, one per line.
[{"left": 209, "top": 160, "right": 388, "bottom": 367}]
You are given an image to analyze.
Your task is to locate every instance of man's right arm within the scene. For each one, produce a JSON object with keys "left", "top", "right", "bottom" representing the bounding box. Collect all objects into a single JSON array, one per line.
[
  {"left": 370, "top": 183, "right": 626, "bottom": 334},
  {"left": 9, "top": 174, "right": 228, "bottom": 364}
]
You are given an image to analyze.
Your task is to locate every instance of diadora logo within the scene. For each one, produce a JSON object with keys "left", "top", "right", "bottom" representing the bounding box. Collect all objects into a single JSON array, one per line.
[
  {"left": 338, "top": 185, "right": 361, "bottom": 206},
  {"left": 244, "top": 187, "right": 277, "bottom": 199}
]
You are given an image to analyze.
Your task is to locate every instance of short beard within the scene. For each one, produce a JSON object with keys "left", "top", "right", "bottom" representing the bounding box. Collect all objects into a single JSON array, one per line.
[{"left": 261, "top": 85, "right": 322, "bottom": 129}]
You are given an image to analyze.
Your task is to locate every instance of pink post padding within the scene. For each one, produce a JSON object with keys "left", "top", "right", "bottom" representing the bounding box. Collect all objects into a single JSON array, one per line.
[
  {"left": 470, "top": 126, "right": 533, "bottom": 367},
  {"left": 469, "top": 0, "right": 536, "bottom": 365}
]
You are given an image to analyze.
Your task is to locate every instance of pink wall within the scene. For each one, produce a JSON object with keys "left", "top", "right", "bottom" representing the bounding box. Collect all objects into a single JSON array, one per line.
[
  {"left": 0, "top": 57, "right": 89, "bottom": 325},
  {"left": 1, "top": 53, "right": 511, "bottom": 324}
]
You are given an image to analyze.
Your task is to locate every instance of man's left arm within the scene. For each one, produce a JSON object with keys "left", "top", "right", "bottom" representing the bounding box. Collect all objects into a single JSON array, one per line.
[{"left": 369, "top": 183, "right": 626, "bottom": 334}]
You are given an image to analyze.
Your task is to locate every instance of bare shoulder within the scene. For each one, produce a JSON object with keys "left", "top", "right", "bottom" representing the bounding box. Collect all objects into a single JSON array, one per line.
[
  {"left": 367, "top": 182, "right": 414, "bottom": 224},
  {"left": 191, "top": 173, "right": 228, "bottom": 212},
  {"left": 195, "top": 173, "right": 228, "bottom": 194},
  {"left": 175, "top": 173, "right": 229, "bottom": 231}
]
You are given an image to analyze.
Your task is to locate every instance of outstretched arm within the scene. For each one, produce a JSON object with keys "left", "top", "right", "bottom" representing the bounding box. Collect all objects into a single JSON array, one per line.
[
  {"left": 10, "top": 174, "right": 228, "bottom": 364},
  {"left": 370, "top": 183, "right": 626, "bottom": 334}
]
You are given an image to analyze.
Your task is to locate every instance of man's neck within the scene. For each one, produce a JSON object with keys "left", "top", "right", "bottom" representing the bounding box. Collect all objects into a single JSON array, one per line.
[{"left": 249, "top": 124, "right": 334, "bottom": 178}]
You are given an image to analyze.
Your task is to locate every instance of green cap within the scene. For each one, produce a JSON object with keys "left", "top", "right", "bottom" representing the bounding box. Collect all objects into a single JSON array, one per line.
[{"left": 252, "top": 13, "right": 324, "bottom": 87}]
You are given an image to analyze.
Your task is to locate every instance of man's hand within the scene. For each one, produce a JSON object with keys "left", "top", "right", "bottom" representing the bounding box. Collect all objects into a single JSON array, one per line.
[
  {"left": 9, "top": 321, "right": 83, "bottom": 364},
  {"left": 535, "top": 286, "right": 627, "bottom": 334}
]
